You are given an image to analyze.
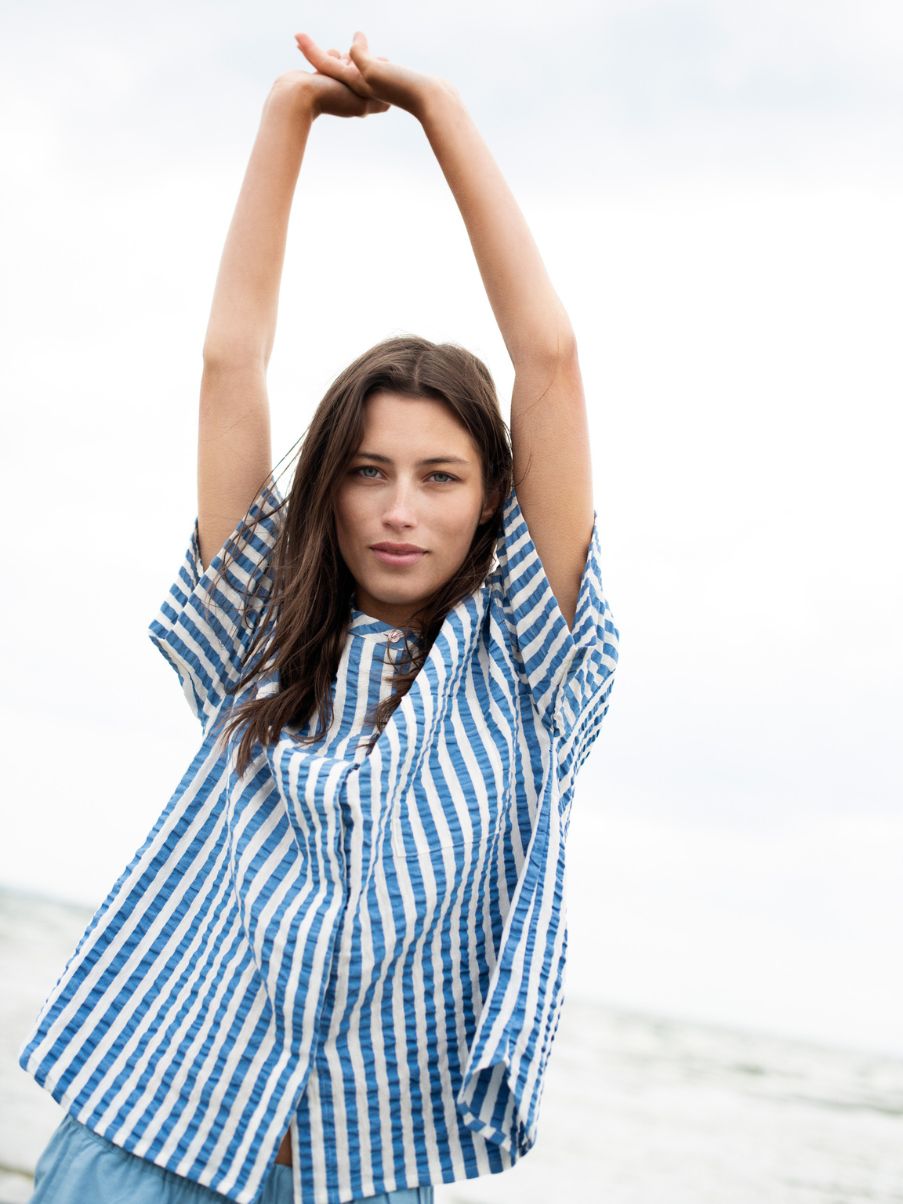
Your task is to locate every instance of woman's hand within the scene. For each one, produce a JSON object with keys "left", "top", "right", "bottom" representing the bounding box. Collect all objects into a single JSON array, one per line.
[
  {"left": 273, "top": 62, "right": 390, "bottom": 121},
  {"left": 294, "top": 31, "right": 459, "bottom": 121}
]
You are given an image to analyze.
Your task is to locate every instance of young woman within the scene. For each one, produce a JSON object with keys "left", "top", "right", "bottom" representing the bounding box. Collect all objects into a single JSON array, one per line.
[{"left": 20, "top": 30, "right": 620, "bottom": 1204}]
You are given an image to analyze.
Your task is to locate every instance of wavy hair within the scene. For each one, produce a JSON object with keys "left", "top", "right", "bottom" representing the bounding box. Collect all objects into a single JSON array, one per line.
[{"left": 208, "top": 333, "right": 515, "bottom": 778}]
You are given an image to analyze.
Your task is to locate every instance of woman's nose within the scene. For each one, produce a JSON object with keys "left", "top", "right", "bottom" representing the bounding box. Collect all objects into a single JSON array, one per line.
[{"left": 382, "top": 485, "right": 417, "bottom": 521}]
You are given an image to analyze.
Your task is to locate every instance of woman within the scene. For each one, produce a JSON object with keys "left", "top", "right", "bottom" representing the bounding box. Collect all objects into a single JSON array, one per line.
[{"left": 20, "top": 30, "right": 620, "bottom": 1204}]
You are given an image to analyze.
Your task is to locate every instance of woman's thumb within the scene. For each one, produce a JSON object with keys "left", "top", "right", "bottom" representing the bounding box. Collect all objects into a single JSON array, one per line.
[{"left": 348, "top": 30, "right": 369, "bottom": 66}]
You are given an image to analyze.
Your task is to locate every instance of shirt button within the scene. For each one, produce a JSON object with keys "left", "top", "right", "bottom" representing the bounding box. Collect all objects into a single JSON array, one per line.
[{"left": 388, "top": 629, "right": 402, "bottom": 643}]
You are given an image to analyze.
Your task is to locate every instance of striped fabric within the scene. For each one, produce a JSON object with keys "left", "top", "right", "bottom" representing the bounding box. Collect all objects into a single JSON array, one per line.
[{"left": 19, "top": 478, "right": 620, "bottom": 1204}]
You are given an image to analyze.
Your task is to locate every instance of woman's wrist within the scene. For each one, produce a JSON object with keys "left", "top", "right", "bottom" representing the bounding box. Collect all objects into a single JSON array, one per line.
[
  {"left": 265, "top": 64, "right": 463, "bottom": 126},
  {"left": 416, "top": 77, "right": 465, "bottom": 125},
  {"left": 268, "top": 72, "right": 319, "bottom": 121}
]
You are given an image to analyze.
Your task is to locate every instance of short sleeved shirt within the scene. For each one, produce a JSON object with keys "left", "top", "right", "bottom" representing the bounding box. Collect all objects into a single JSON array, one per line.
[{"left": 18, "top": 479, "right": 620, "bottom": 1204}]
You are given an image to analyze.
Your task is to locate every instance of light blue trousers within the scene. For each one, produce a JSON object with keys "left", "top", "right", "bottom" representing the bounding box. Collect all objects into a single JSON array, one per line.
[{"left": 29, "top": 1112, "right": 435, "bottom": 1204}]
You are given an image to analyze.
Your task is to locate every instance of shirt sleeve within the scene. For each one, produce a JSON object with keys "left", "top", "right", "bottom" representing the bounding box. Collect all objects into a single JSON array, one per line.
[
  {"left": 489, "top": 484, "right": 620, "bottom": 740},
  {"left": 455, "top": 745, "right": 567, "bottom": 1158},
  {"left": 147, "top": 479, "right": 285, "bottom": 730}
]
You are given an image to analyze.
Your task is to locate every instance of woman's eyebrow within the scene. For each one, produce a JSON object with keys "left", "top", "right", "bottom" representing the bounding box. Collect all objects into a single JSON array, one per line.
[{"left": 354, "top": 452, "right": 471, "bottom": 466}]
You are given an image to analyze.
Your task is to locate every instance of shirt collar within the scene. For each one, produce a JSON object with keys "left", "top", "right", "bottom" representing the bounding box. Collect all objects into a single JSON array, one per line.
[{"left": 348, "top": 594, "right": 425, "bottom": 643}]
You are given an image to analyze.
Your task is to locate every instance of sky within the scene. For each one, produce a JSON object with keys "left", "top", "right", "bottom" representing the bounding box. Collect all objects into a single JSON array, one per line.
[{"left": 1, "top": 0, "right": 901, "bottom": 1057}]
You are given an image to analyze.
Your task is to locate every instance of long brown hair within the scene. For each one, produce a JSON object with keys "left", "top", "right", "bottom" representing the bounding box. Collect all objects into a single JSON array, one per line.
[{"left": 209, "top": 334, "right": 514, "bottom": 778}]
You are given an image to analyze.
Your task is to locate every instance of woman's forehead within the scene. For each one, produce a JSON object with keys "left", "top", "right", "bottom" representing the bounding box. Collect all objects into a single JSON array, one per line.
[{"left": 359, "top": 393, "right": 477, "bottom": 461}]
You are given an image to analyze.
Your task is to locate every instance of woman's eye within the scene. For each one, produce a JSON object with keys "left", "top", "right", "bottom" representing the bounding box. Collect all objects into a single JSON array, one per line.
[{"left": 352, "top": 466, "right": 457, "bottom": 484}]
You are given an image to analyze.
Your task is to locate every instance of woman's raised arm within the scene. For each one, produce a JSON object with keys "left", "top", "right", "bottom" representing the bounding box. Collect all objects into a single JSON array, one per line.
[
  {"left": 197, "top": 69, "right": 387, "bottom": 571},
  {"left": 419, "top": 86, "right": 596, "bottom": 632}
]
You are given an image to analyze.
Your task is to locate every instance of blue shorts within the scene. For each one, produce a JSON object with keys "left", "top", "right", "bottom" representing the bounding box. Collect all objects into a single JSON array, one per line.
[{"left": 29, "top": 1112, "right": 435, "bottom": 1204}]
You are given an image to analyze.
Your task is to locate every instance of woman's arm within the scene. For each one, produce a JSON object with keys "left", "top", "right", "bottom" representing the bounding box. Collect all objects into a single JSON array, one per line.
[
  {"left": 421, "top": 87, "right": 595, "bottom": 631},
  {"left": 419, "top": 89, "right": 575, "bottom": 371},
  {"left": 202, "top": 80, "right": 314, "bottom": 368},
  {"left": 197, "top": 80, "right": 311, "bottom": 569},
  {"left": 197, "top": 72, "right": 386, "bottom": 570}
]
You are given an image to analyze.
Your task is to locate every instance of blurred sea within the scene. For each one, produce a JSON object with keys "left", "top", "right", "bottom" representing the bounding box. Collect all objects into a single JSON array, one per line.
[{"left": 2, "top": 884, "right": 900, "bottom": 1204}]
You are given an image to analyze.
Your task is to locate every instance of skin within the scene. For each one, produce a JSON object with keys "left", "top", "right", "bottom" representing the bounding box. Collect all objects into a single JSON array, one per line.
[{"left": 334, "top": 390, "right": 498, "bottom": 630}]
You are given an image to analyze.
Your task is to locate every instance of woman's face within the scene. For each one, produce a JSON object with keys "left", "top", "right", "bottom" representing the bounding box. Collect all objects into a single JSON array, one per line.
[{"left": 334, "top": 389, "right": 496, "bottom": 630}]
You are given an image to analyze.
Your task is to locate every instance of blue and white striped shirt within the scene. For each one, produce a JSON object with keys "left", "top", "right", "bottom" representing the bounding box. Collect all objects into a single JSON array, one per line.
[{"left": 19, "top": 478, "right": 620, "bottom": 1204}]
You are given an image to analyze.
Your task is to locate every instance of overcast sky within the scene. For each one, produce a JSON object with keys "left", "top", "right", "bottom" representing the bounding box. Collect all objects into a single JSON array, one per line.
[{"left": 2, "top": 0, "right": 901, "bottom": 1056}]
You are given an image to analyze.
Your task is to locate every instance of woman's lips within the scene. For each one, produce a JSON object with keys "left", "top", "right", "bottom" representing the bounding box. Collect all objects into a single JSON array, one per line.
[{"left": 371, "top": 548, "right": 427, "bottom": 567}]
